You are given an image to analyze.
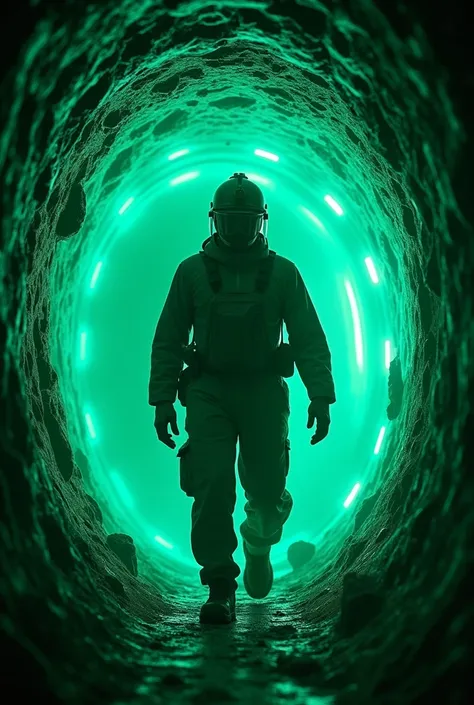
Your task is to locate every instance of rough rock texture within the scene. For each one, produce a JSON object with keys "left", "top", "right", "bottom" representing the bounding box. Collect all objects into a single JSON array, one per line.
[{"left": 1, "top": 1, "right": 473, "bottom": 705}]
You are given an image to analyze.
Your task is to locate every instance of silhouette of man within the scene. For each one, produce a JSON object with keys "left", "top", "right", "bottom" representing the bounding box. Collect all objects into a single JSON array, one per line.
[{"left": 149, "top": 173, "right": 336, "bottom": 624}]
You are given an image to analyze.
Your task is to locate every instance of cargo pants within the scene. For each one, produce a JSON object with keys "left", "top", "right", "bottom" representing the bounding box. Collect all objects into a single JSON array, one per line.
[{"left": 177, "top": 371, "right": 293, "bottom": 593}]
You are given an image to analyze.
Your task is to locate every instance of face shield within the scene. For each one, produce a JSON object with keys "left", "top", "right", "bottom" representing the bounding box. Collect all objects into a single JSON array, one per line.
[{"left": 214, "top": 210, "right": 264, "bottom": 250}]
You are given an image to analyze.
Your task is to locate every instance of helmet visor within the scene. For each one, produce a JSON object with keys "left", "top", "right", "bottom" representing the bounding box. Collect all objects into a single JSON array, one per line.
[{"left": 214, "top": 211, "right": 263, "bottom": 249}]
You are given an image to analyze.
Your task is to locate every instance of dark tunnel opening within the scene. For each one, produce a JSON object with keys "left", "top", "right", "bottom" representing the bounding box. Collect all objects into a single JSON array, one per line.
[{"left": 1, "top": 1, "right": 473, "bottom": 704}]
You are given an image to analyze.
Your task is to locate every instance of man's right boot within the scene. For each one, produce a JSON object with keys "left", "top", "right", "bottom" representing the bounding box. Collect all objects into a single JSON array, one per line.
[
  {"left": 242, "top": 540, "right": 273, "bottom": 599},
  {"left": 199, "top": 578, "right": 236, "bottom": 624}
]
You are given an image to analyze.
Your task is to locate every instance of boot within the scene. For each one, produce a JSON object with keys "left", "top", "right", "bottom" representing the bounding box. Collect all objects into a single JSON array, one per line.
[
  {"left": 199, "top": 578, "right": 236, "bottom": 624},
  {"left": 243, "top": 541, "right": 273, "bottom": 599}
]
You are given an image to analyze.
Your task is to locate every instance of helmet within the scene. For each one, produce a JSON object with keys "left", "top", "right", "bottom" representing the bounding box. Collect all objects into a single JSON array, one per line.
[{"left": 209, "top": 172, "right": 268, "bottom": 250}]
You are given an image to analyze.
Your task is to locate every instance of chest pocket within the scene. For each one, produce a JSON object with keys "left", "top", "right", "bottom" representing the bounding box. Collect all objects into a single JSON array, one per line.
[{"left": 201, "top": 251, "right": 276, "bottom": 375}]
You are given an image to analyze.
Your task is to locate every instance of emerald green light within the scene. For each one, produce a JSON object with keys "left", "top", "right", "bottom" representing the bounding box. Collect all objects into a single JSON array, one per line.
[
  {"left": 364, "top": 256, "right": 379, "bottom": 283},
  {"left": 246, "top": 173, "right": 271, "bottom": 186},
  {"left": 84, "top": 412, "right": 97, "bottom": 439},
  {"left": 110, "top": 471, "right": 135, "bottom": 509},
  {"left": 155, "top": 535, "right": 174, "bottom": 550},
  {"left": 70, "top": 158, "right": 391, "bottom": 571},
  {"left": 300, "top": 206, "right": 326, "bottom": 232},
  {"left": 344, "top": 279, "right": 364, "bottom": 370},
  {"left": 168, "top": 149, "right": 190, "bottom": 161},
  {"left": 169, "top": 171, "right": 200, "bottom": 186},
  {"left": 385, "top": 340, "right": 391, "bottom": 369},
  {"left": 90, "top": 261, "right": 103, "bottom": 289},
  {"left": 344, "top": 482, "right": 361, "bottom": 508},
  {"left": 374, "top": 426, "right": 386, "bottom": 455},
  {"left": 118, "top": 197, "right": 134, "bottom": 215},
  {"left": 254, "top": 148, "right": 280, "bottom": 162},
  {"left": 79, "top": 331, "right": 87, "bottom": 361},
  {"left": 324, "top": 194, "right": 343, "bottom": 215}
]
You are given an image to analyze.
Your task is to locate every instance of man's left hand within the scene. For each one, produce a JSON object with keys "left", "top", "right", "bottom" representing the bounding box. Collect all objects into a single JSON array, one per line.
[{"left": 307, "top": 398, "right": 331, "bottom": 445}]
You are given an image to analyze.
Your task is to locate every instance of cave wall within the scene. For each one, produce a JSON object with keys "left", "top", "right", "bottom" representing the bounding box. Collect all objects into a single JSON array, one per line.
[{"left": 1, "top": 1, "right": 473, "bottom": 704}]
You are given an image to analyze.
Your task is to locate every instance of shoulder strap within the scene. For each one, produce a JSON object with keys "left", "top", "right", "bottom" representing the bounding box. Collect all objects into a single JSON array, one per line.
[
  {"left": 255, "top": 251, "right": 285, "bottom": 342},
  {"left": 199, "top": 251, "right": 222, "bottom": 292},
  {"left": 255, "top": 250, "right": 276, "bottom": 292}
]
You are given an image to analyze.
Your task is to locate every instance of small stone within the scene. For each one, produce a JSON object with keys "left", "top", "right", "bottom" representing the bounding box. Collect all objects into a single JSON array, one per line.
[
  {"left": 54, "top": 181, "right": 86, "bottom": 240},
  {"left": 287, "top": 540, "right": 316, "bottom": 570},
  {"left": 103, "top": 574, "right": 125, "bottom": 597},
  {"left": 84, "top": 494, "right": 103, "bottom": 524},
  {"left": 339, "top": 572, "right": 384, "bottom": 637},
  {"left": 106, "top": 533, "right": 138, "bottom": 576},
  {"left": 266, "top": 624, "right": 298, "bottom": 640},
  {"left": 162, "top": 673, "right": 184, "bottom": 687},
  {"left": 375, "top": 527, "right": 389, "bottom": 543},
  {"left": 276, "top": 653, "right": 323, "bottom": 678}
]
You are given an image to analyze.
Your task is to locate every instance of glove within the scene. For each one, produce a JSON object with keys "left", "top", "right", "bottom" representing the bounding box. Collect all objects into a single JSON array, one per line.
[
  {"left": 154, "top": 402, "right": 180, "bottom": 449},
  {"left": 307, "top": 398, "right": 331, "bottom": 445}
]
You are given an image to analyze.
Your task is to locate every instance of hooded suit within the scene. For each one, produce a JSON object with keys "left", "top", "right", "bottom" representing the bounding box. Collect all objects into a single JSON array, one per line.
[{"left": 148, "top": 233, "right": 335, "bottom": 590}]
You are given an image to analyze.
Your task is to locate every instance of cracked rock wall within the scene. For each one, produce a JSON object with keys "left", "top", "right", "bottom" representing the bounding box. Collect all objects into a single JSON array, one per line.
[{"left": 1, "top": 1, "right": 473, "bottom": 704}]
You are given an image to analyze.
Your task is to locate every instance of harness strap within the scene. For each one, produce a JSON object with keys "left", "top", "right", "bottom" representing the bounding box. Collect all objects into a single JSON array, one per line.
[
  {"left": 192, "top": 250, "right": 281, "bottom": 346},
  {"left": 199, "top": 250, "right": 276, "bottom": 293}
]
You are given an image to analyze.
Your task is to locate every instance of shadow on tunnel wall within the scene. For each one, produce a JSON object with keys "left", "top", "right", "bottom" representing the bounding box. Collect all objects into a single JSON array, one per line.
[{"left": 1, "top": 1, "right": 473, "bottom": 704}]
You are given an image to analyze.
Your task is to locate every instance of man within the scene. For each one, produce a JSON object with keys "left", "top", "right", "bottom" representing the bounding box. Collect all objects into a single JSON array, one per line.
[{"left": 149, "top": 173, "right": 336, "bottom": 624}]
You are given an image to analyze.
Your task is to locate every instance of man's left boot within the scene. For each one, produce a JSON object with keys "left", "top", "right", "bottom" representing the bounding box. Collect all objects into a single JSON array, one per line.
[
  {"left": 199, "top": 578, "right": 236, "bottom": 624},
  {"left": 243, "top": 541, "right": 273, "bottom": 599}
]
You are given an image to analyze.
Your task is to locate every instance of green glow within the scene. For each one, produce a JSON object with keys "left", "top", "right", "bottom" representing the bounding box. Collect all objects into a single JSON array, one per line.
[
  {"left": 385, "top": 340, "right": 391, "bottom": 369},
  {"left": 69, "top": 163, "right": 391, "bottom": 572},
  {"left": 84, "top": 412, "right": 97, "bottom": 439},
  {"left": 324, "top": 194, "right": 343, "bottom": 215},
  {"left": 246, "top": 173, "right": 271, "bottom": 186},
  {"left": 364, "top": 256, "right": 379, "bottom": 284},
  {"left": 79, "top": 331, "right": 87, "bottom": 361},
  {"left": 118, "top": 197, "right": 134, "bottom": 215},
  {"left": 254, "top": 148, "right": 280, "bottom": 162},
  {"left": 155, "top": 535, "right": 173, "bottom": 550},
  {"left": 300, "top": 206, "right": 326, "bottom": 231},
  {"left": 168, "top": 149, "right": 190, "bottom": 161},
  {"left": 274, "top": 568, "right": 293, "bottom": 580},
  {"left": 170, "top": 171, "right": 200, "bottom": 186},
  {"left": 344, "top": 279, "right": 364, "bottom": 370},
  {"left": 90, "top": 261, "right": 103, "bottom": 289},
  {"left": 110, "top": 471, "right": 135, "bottom": 509},
  {"left": 374, "top": 426, "right": 386, "bottom": 455},
  {"left": 344, "top": 482, "right": 361, "bottom": 508}
]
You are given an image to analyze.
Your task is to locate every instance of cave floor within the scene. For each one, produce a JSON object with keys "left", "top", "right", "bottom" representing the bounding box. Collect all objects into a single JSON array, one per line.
[{"left": 83, "top": 586, "right": 343, "bottom": 705}]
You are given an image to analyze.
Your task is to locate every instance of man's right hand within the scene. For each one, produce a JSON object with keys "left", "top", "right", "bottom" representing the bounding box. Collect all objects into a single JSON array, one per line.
[
  {"left": 154, "top": 402, "right": 180, "bottom": 449},
  {"left": 307, "top": 398, "right": 331, "bottom": 445}
]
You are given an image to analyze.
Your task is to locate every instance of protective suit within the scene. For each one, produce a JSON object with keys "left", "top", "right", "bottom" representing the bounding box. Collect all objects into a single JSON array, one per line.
[{"left": 149, "top": 173, "right": 335, "bottom": 595}]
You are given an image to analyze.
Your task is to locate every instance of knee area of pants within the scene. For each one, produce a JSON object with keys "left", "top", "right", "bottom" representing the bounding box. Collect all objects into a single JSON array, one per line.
[
  {"left": 195, "top": 485, "right": 236, "bottom": 504},
  {"left": 250, "top": 494, "right": 282, "bottom": 508}
]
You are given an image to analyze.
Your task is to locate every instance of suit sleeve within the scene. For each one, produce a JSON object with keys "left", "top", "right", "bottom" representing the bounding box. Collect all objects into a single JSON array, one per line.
[
  {"left": 148, "top": 262, "right": 193, "bottom": 405},
  {"left": 283, "top": 264, "right": 336, "bottom": 403}
]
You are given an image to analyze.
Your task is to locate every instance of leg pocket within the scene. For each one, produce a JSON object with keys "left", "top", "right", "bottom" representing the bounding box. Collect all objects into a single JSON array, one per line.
[
  {"left": 277, "top": 377, "right": 290, "bottom": 413},
  {"left": 177, "top": 440, "right": 194, "bottom": 497},
  {"left": 284, "top": 438, "right": 290, "bottom": 477}
]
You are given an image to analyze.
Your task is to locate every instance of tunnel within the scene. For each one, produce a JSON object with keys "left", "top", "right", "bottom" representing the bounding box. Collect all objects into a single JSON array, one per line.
[{"left": 1, "top": 1, "right": 473, "bottom": 703}]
